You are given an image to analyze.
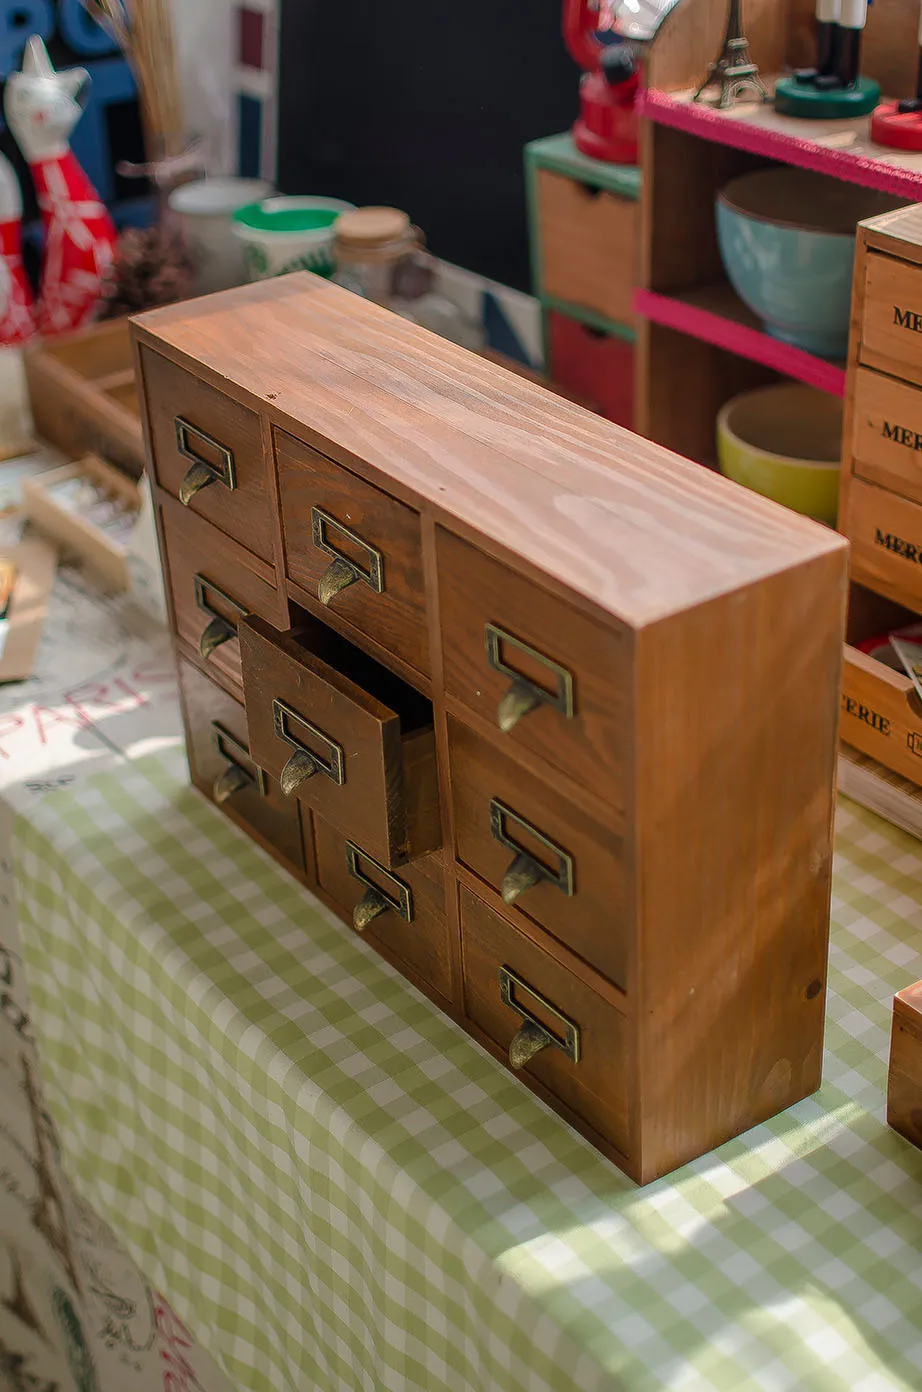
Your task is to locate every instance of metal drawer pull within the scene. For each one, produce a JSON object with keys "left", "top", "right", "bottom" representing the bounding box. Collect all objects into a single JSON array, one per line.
[
  {"left": 490, "top": 799, "right": 574, "bottom": 906},
  {"left": 346, "top": 841, "right": 414, "bottom": 932},
  {"left": 500, "top": 966, "right": 581, "bottom": 1068},
  {"left": 312, "top": 507, "right": 385, "bottom": 606},
  {"left": 211, "top": 723, "right": 265, "bottom": 803},
  {"left": 176, "top": 418, "right": 237, "bottom": 505},
  {"left": 194, "top": 575, "right": 247, "bottom": 660},
  {"left": 272, "top": 699, "right": 345, "bottom": 796},
  {"left": 485, "top": 624, "right": 574, "bottom": 733}
]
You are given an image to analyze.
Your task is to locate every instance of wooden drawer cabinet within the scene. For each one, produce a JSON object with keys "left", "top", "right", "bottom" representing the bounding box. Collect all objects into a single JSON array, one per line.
[
  {"left": 178, "top": 657, "right": 304, "bottom": 872},
  {"left": 460, "top": 887, "right": 631, "bottom": 1158},
  {"left": 277, "top": 430, "right": 428, "bottom": 674},
  {"left": 239, "top": 614, "right": 439, "bottom": 867},
  {"left": 537, "top": 169, "right": 637, "bottom": 326},
  {"left": 437, "top": 528, "right": 625, "bottom": 804},
  {"left": 448, "top": 720, "right": 627, "bottom": 988},
  {"left": 159, "top": 493, "right": 289, "bottom": 700},
  {"left": 135, "top": 274, "right": 846, "bottom": 1182},
  {"left": 139, "top": 346, "right": 274, "bottom": 564},
  {"left": 313, "top": 818, "right": 451, "bottom": 1002}
]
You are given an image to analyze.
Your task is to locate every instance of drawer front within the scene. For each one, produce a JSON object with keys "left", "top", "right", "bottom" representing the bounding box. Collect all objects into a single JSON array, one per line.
[
  {"left": 314, "top": 818, "right": 451, "bottom": 1000},
  {"left": 239, "top": 615, "right": 439, "bottom": 866},
  {"left": 861, "top": 253, "right": 922, "bottom": 388},
  {"left": 437, "top": 529, "right": 625, "bottom": 803},
  {"left": 178, "top": 658, "right": 304, "bottom": 871},
  {"left": 850, "top": 367, "right": 922, "bottom": 504},
  {"left": 160, "top": 494, "right": 288, "bottom": 698},
  {"left": 841, "top": 644, "right": 922, "bottom": 785},
  {"left": 139, "top": 346, "right": 274, "bottom": 563},
  {"left": 460, "top": 887, "right": 630, "bottom": 1154},
  {"left": 547, "top": 311, "right": 634, "bottom": 430},
  {"left": 449, "top": 721, "right": 627, "bottom": 988},
  {"left": 538, "top": 169, "right": 637, "bottom": 326},
  {"left": 276, "top": 430, "right": 428, "bottom": 673},
  {"left": 841, "top": 476, "right": 922, "bottom": 611}
]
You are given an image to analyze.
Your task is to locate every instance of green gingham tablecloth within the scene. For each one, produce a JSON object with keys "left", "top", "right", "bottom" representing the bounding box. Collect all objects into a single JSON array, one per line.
[{"left": 10, "top": 747, "right": 922, "bottom": 1392}]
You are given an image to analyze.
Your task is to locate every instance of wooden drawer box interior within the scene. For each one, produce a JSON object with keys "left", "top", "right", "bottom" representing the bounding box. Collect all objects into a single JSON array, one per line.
[
  {"left": 139, "top": 346, "right": 274, "bottom": 564},
  {"left": 313, "top": 817, "right": 452, "bottom": 1001},
  {"left": 460, "top": 887, "right": 630, "bottom": 1157},
  {"left": 842, "top": 582, "right": 922, "bottom": 784},
  {"left": 178, "top": 657, "right": 305, "bottom": 871},
  {"left": 276, "top": 430, "right": 428, "bottom": 675},
  {"left": 239, "top": 614, "right": 439, "bottom": 867},
  {"left": 437, "top": 528, "right": 625, "bottom": 803},
  {"left": 537, "top": 168, "right": 637, "bottom": 326},
  {"left": 159, "top": 493, "right": 289, "bottom": 699},
  {"left": 448, "top": 719, "right": 627, "bottom": 988}
]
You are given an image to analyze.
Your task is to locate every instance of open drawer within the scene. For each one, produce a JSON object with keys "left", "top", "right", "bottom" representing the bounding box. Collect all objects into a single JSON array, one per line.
[
  {"left": 240, "top": 614, "right": 440, "bottom": 867},
  {"left": 841, "top": 581, "right": 922, "bottom": 784}
]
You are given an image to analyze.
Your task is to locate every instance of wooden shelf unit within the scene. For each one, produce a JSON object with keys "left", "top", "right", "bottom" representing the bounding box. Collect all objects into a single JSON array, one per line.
[{"left": 633, "top": 0, "right": 922, "bottom": 458}]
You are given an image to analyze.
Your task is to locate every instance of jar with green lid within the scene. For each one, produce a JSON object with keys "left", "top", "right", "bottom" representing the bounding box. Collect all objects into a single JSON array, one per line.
[{"left": 332, "top": 206, "right": 482, "bottom": 350}]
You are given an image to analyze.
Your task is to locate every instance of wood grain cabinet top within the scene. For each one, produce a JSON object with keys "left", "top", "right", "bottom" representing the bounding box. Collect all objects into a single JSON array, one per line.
[{"left": 134, "top": 275, "right": 849, "bottom": 1184}]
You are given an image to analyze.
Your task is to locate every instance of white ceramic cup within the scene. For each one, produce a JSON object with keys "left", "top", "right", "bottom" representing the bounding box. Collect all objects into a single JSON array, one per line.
[{"left": 169, "top": 177, "right": 274, "bottom": 295}]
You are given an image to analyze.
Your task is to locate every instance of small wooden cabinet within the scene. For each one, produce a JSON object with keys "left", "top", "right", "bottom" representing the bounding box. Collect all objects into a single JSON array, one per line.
[{"left": 134, "top": 273, "right": 847, "bottom": 1183}]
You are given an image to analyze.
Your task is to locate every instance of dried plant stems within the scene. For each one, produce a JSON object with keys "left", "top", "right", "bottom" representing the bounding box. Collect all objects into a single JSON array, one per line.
[{"left": 80, "top": 0, "right": 185, "bottom": 161}]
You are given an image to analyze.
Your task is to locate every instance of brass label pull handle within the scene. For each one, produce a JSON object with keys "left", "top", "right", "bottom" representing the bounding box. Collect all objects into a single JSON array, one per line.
[
  {"left": 200, "top": 616, "right": 235, "bottom": 660},
  {"left": 211, "top": 723, "right": 266, "bottom": 804},
  {"left": 509, "top": 1020, "right": 553, "bottom": 1069},
  {"left": 490, "top": 799, "right": 574, "bottom": 905},
  {"left": 500, "top": 966, "right": 581, "bottom": 1067},
  {"left": 312, "top": 507, "right": 385, "bottom": 607},
  {"left": 346, "top": 841, "right": 414, "bottom": 931},
  {"left": 272, "top": 699, "right": 345, "bottom": 798},
  {"left": 176, "top": 418, "right": 237, "bottom": 505},
  {"left": 213, "top": 764, "right": 252, "bottom": 804},
  {"left": 194, "top": 575, "right": 247, "bottom": 660},
  {"left": 485, "top": 624, "right": 574, "bottom": 733}
]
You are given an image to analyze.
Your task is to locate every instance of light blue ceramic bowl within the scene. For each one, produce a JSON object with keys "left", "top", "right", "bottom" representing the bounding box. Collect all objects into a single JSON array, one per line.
[{"left": 716, "top": 168, "right": 900, "bottom": 359}]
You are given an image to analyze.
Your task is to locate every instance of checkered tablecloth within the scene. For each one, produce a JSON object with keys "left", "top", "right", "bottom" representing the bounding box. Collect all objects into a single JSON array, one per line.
[{"left": 10, "top": 747, "right": 922, "bottom": 1392}]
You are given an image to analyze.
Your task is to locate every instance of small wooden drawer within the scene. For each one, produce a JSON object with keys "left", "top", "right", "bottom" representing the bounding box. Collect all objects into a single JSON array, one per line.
[
  {"left": 888, "top": 981, "right": 922, "bottom": 1151},
  {"left": 276, "top": 430, "right": 428, "bottom": 673},
  {"left": 239, "top": 614, "right": 440, "bottom": 867},
  {"left": 841, "top": 583, "right": 922, "bottom": 785},
  {"left": 449, "top": 720, "right": 627, "bottom": 988},
  {"left": 139, "top": 346, "right": 274, "bottom": 564},
  {"left": 851, "top": 367, "right": 922, "bottom": 504},
  {"left": 537, "top": 169, "right": 637, "bottom": 326},
  {"left": 159, "top": 493, "right": 289, "bottom": 699},
  {"left": 841, "top": 475, "right": 922, "bottom": 611},
  {"left": 314, "top": 818, "right": 451, "bottom": 1000},
  {"left": 861, "top": 252, "right": 922, "bottom": 388},
  {"left": 460, "top": 887, "right": 630, "bottom": 1156},
  {"left": 177, "top": 657, "right": 304, "bottom": 872},
  {"left": 437, "top": 529, "right": 625, "bottom": 803},
  {"left": 547, "top": 311, "right": 634, "bottom": 430}
]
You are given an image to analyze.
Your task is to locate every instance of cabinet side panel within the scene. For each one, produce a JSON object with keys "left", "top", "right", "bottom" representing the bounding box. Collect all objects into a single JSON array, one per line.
[{"left": 633, "top": 547, "right": 848, "bottom": 1182}]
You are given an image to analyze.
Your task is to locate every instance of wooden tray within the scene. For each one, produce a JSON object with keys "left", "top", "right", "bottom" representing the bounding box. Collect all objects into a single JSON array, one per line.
[
  {"left": 23, "top": 454, "right": 140, "bottom": 592},
  {"left": 24, "top": 320, "right": 146, "bottom": 478}
]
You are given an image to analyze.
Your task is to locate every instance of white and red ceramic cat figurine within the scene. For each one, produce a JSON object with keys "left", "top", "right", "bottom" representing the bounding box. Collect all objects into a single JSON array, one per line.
[
  {"left": 0, "top": 151, "right": 36, "bottom": 345},
  {"left": 3, "top": 36, "right": 116, "bottom": 339}
]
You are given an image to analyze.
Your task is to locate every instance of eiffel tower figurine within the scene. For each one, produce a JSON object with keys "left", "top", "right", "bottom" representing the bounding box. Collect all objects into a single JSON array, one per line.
[{"left": 694, "top": 0, "right": 768, "bottom": 107}]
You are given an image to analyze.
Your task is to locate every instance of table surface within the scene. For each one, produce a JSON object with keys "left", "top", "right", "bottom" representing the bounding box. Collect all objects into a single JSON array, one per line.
[{"left": 10, "top": 740, "right": 922, "bottom": 1392}]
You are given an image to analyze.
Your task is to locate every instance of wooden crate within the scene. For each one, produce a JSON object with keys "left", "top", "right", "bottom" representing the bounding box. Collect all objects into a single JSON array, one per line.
[
  {"left": 888, "top": 982, "right": 922, "bottom": 1151},
  {"left": 22, "top": 455, "right": 139, "bottom": 591},
  {"left": 24, "top": 319, "right": 146, "bottom": 478}
]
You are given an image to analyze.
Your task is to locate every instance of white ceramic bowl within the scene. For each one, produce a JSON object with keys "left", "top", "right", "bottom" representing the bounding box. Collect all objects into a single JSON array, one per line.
[{"left": 232, "top": 197, "right": 356, "bottom": 281}]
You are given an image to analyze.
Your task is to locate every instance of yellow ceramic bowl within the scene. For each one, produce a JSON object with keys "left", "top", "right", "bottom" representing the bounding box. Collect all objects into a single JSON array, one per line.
[{"left": 716, "top": 383, "right": 843, "bottom": 525}]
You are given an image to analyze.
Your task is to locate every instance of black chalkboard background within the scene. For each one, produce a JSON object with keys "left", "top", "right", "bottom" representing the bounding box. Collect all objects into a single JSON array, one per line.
[{"left": 277, "top": 0, "right": 579, "bottom": 292}]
